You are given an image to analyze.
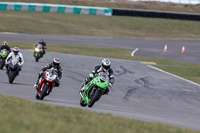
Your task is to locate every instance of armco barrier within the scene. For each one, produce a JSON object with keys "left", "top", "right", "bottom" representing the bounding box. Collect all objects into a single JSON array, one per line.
[
  {"left": 0, "top": 2, "right": 113, "bottom": 16},
  {"left": 112, "top": 8, "right": 200, "bottom": 21}
]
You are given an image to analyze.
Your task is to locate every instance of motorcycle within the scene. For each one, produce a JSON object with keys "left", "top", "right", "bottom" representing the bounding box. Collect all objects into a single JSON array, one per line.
[
  {"left": 35, "top": 68, "right": 58, "bottom": 100},
  {"left": 7, "top": 59, "right": 20, "bottom": 84},
  {"left": 0, "top": 49, "right": 9, "bottom": 69},
  {"left": 79, "top": 72, "right": 109, "bottom": 108},
  {"left": 33, "top": 44, "right": 44, "bottom": 62}
]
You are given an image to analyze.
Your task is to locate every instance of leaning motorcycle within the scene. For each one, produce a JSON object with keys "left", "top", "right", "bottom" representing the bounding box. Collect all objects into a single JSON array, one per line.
[
  {"left": 7, "top": 59, "right": 20, "bottom": 84},
  {"left": 79, "top": 72, "right": 109, "bottom": 108},
  {"left": 33, "top": 44, "right": 43, "bottom": 62},
  {"left": 0, "top": 49, "right": 9, "bottom": 69},
  {"left": 35, "top": 68, "right": 58, "bottom": 100}
]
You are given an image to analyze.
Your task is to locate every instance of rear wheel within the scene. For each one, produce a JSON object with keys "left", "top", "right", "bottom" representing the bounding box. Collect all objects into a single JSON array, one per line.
[
  {"left": 88, "top": 90, "right": 101, "bottom": 108},
  {"left": 35, "top": 58, "right": 39, "bottom": 62},
  {"left": 39, "top": 83, "right": 49, "bottom": 100},
  {"left": 80, "top": 98, "right": 87, "bottom": 107}
]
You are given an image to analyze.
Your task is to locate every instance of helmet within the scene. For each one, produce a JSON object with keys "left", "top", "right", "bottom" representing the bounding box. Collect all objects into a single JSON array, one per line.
[
  {"left": 2, "top": 41, "right": 8, "bottom": 46},
  {"left": 53, "top": 58, "right": 61, "bottom": 68},
  {"left": 39, "top": 39, "right": 45, "bottom": 44},
  {"left": 101, "top": 58, "right": 111, "bottom": 71},
  {"left": 13, "top": 47, "right": 19, "bottom": 55}
]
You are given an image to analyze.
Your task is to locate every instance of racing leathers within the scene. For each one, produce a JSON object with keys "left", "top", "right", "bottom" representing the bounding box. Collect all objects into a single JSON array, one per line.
[
  {"left": 5, "top": 52, "right": 24, "bottom": 75},
  {"left": 82, "top": 65, "right": 115, "bottom": 94},
  {"left": 0, "top": 45, "right": 11, "bottom": 54},
  {"left": 35, "top": 63, "right": 62, "bottom": 88}
]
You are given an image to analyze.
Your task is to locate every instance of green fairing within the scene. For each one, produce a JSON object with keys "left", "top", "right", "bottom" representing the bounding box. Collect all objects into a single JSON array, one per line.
[
  {"left": 1, "top": 51, "right": 8, "bottom": 58},
  {"left": 82, "top": 72, "right": 109, "bottom": 105}
]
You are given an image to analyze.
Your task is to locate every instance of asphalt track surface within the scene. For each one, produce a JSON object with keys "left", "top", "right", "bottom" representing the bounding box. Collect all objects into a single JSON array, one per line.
[
  {"left": 0, "top": 33, "right": 200, "bottom": 130},
  {"left": 0, "top": 32, "right": 200, "bottom": 64},
  {"left": 0, "top": 49, "right": 200, "bottom": 131}
]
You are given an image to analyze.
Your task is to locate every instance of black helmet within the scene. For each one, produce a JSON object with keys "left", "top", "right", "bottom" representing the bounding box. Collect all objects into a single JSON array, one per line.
[
  {"left": 13, "top": 47, "right": 19, "bottom": 55},
  {"left": 53, "top": 58, "right": 61, "bottom": 68},
  {"left": 101, "top": 58, "right": 111, "bottom": 71},
  {"left": 39, "top": 39, "right": 45, "bottom": 44}
]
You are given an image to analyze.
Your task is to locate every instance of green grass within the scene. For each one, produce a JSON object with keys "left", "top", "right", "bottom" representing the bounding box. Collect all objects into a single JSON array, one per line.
[
  {"left": 4, "top": 41, "right": 200, "bottom": 84},
  {"left": 0, "top": 94, "right": 199, "bottom": 133},
  {"left": 0, "top": 11, "right": 200, "bottom": 39}
]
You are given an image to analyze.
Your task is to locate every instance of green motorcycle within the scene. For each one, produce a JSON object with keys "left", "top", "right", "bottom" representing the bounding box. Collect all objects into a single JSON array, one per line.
[
  {"left": 33, "top": 44, "right": 43, "bottom": 62},
  {"left": 79, "top": 72, "right": 109, "bottom": 108},
  {"left": 0, "top": 49, "right": 9, "bottom": 69}
]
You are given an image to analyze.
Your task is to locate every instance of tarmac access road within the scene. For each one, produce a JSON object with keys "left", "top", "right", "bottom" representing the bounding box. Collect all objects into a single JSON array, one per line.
[
  {"left": 0, "top": 49, "right": 200, "bottom": 131},
  {"left": 0, "top": 32, "right": 200, "bottom": 64}
]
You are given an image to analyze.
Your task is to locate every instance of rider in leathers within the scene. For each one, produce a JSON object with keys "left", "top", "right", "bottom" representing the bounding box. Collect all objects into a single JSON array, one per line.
[
  {"left": 34, "top": 39, "right": 47, "bottom": 55},
  {"left": 0, "top": 41, "right": 11, "bottom": 54},
  {"left": 34, "top": 58, "right": 62, "bottom": 89},
  {"left": 5, "top": 47, "right": 24, "bottom": 75},
  {"left": 81, "top": 58, "right": 115, "bottom": 95}
]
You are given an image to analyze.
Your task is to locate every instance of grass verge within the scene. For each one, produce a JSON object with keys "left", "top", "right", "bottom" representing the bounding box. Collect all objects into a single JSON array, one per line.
[
  {"left": 5, "top": 41, "right": 200, "bottom": 84},
  {"left": 0, "top": 94, "right": 199, "bottom": 133},
  {"left": 0, "top": 11, "right": 200, "bottom": 39}
]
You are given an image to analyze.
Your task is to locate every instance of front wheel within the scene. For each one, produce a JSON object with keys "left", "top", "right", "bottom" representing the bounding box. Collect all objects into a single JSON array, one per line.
[
  {"left": 39, "top": 83, "right": 49, "bottom": 100},
  {"left": 35, "top": 57, "right": 39, "bottom": 62},
  {"left": 88, "top": 90, "right": 101, "bottom": 108},
  {"left": 9, "top": 71, "right": 15, "bottom": 84},
  {"left": 0, "top": 59, "right": 5, "bottom": 69}
]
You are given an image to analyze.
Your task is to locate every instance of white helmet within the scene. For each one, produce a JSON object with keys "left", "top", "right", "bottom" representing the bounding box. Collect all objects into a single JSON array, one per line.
[
  {"left": 101, "top": 58, "right": 111, "bottom": 71},
  {"left": 13, "top": 47, "right": 19, "bottom": 55},
  {"left": 2, "top": 41, "right": 8, "bottom": 46}
]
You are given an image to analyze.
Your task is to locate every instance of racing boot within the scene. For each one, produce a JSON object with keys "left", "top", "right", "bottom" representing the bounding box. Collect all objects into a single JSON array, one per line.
[{"left": 34, "top": 79, "right": 39, "bottom": 91}]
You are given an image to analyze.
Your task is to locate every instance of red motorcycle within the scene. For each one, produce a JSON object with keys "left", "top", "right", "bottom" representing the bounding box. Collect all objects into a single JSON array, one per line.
[{"left": 36, "top": 68, "right": 58, "bottom": 100}]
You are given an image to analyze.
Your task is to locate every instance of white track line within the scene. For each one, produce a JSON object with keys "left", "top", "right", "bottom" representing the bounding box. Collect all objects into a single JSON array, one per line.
[
  {"left": 131, "top": 48, "right": 138, "bottom": 56},
  {"left": 148, "top": 65, "right": 200, "bottom": 87}
]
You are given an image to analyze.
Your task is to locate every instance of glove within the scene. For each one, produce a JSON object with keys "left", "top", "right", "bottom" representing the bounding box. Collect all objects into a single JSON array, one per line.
[
  {"left": 89, "top": 73, "right": 94, "bottom": 78},
  {"left": 39, "top": 71, "right": 43, "bottom": 76},
  {"left": 109, "top": 83, "right": 112, "bottom": 87}
]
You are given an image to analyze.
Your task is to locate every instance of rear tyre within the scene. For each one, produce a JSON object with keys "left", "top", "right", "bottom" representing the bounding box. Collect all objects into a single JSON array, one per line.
[
  {"left": 39, "top": 83, "right": 49, "bottom": 100},
  {"left": 35, "top": 58, "right": 39, "bottom": 62},
  {"left": 88, "top": 90, "right": 100, "bottom": 108},
  {"left": 9, "top": 71, "right": 15, "bottom": 84}
]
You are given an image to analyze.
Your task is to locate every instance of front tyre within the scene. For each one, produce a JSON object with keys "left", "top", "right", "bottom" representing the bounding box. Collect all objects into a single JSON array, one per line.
[
  {"left": 0, "top": 59, "right": 5, "bottom": 69},
  {"left": 88, "top": 90, "right": 101, "bottom": 108},
  {"left": 9, "top": 71, "right": 15, "bottom": 84},
  {"left": 35, "top": 58, "right": 39, "bottom": 62},
  {"left": 39, "top": 83, "right": 49, "bottom": 100}
]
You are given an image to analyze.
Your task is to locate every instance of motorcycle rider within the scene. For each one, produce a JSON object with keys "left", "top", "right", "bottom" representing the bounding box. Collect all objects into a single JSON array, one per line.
[
  {"left": 34, "top": 39, "right": 47, "bottom": 55},
  {"left": 5, "top": 47, "right": 24, "bottom": 75},
  {"left": 34, "top": 58, "right": 62, "bottom": 89},
  {"left": 80, "top": 58, "right": 115, "bottom": 95},
  {"left": 0, "top": 41, "right": 11, "bottom": 54}
]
